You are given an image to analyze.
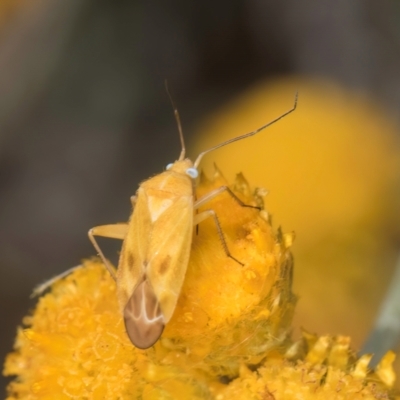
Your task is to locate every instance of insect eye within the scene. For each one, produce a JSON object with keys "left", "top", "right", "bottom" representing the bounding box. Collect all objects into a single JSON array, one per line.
[
  {"left": 166, "top": 163, "right": 173, "bottom": 170},
  {"left": 185, "top": 167, "right": 198, "bottom": 179}
]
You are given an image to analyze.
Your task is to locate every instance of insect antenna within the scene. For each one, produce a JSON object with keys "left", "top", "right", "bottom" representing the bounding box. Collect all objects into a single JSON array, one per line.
[
  {"left": 194, "top": 92, "right": 298, "bottom": 168},
  {"left": 165, "top": 80, "right": 186, "bottom": 161}
]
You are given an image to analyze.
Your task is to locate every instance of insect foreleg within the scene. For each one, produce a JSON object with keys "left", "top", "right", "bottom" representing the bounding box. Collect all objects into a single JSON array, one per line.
[
  {"left": 194, "top": 185, "right": 260, "bottom": 211},
  {"left": 88, "top": 223, "right": 128, "bottom": 281},
  {"left": 194, "top": 210, "right": 244, "bottom": 266}
]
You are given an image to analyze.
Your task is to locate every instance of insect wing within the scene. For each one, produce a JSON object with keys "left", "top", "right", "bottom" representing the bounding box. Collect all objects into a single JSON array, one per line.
[
  {"left": 117, "top": 187, "right": 150, "bottom": 308},
  {"left": 146, "top": 193, "right": 193, "bottom": 322},
  {"left": 117, "top": 178, "right": 193, "bottom": 347},
  {"left": 117, "top": 187, "right": 166, "bottom": 348}
]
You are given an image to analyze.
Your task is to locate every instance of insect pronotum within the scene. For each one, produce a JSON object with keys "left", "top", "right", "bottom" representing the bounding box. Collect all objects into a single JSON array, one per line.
[{"left": 88, "top": 93, "right": 298, "bottom": 349}]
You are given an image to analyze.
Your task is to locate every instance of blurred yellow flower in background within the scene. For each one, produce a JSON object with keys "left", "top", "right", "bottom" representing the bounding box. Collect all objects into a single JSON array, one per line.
[{"left": 192, "top": 77, "right": 400, "bottom": 358}]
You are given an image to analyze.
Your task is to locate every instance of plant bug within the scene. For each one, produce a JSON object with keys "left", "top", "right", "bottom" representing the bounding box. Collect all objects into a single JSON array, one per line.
[{"left": 88, "top": 92, "right": 298, "bottom": 349}]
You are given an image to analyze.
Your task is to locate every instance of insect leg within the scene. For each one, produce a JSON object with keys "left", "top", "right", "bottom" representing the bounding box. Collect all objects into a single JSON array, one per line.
[
  {"left": 194, "top": 210, "right": 244, "bottom": 266},
  {"left": 88, "top": 223, "right": 128, "bottom": 281},
  {"left": 194, "top": 185, "right": 260, "bottom": 211},
  {"left": 31, "top": 264, "right": 83, "bottom": 297}
]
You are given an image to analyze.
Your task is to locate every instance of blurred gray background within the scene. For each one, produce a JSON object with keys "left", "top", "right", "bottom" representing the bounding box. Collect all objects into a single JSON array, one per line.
[{"left": 1, "top": 0, "right": 400, "bottom": 395}]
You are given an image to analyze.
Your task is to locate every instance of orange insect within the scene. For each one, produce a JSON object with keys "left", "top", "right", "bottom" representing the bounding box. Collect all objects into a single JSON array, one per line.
[{"left": 88, "top": 93, "right": 297, "bottom": 349}]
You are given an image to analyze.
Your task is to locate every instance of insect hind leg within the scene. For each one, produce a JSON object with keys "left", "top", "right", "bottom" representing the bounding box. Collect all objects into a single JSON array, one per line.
[
  {"left": 194, "top": 209, "right": 244, "bottom": 266},
  {"left": 88, "top": 223, "right": 128, "bottom": 281},
  {"left": 31, "top": 265, "right": 83, "bottom": 297},
  {"left": 195, "top": 185, "right": 260, "bottom": 211}
]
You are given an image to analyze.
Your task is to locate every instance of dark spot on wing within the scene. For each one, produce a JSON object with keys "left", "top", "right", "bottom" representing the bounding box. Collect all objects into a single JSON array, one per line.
[
  {"left": 158, "top": 256, "right": 171, "bottom": 275},
  {"left": 127, "top": 252, "right": 135, "bottom": 269}
]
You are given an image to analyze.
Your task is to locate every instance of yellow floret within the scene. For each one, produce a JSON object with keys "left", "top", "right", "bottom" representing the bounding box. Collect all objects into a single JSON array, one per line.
[{"left": 217, "top": 334, "right": 397, "bottom": 400}]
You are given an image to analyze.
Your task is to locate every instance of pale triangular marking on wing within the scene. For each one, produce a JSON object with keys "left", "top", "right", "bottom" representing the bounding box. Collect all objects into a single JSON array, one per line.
[{"left": 147, "top": 196, "right": 173, "bottom": 222}]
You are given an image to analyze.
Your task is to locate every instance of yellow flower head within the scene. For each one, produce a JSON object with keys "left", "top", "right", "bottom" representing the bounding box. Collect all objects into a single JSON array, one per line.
[
  {"left": 3, "top": 170, "right": 397, "bottom": 399},
  {"left": 4, "top": 170, "right": 295, "bottom": 399}
]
